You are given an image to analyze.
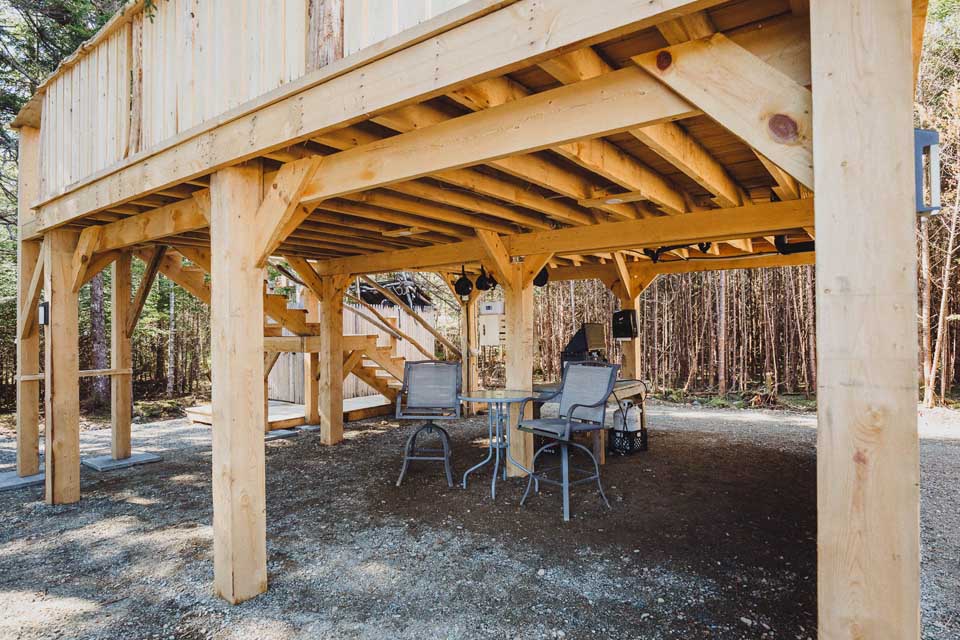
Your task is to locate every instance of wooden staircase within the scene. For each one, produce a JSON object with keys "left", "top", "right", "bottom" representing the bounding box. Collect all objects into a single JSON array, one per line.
[{"left": 148, "top": 248, "right": 427, "bottom": 401}]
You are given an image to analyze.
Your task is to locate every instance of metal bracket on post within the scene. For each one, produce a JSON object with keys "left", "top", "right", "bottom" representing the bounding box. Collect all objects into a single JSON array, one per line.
[{"left": 915, "top": 128, "right": 941, "bottom": 217}]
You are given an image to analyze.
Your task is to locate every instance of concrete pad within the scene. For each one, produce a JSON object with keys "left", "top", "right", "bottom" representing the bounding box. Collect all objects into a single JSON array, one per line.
[
  {"left": 81, "top": 452, "right": 162, "bottom": 472},
  {"left": 0, "top": 469, "right": 45, "bottom": 492},
  {"left": 297, "top": 425, "right": 322, "bottom": 433},
  {"left": 265, "top": 429, "right": 300, "bottom": 441}
]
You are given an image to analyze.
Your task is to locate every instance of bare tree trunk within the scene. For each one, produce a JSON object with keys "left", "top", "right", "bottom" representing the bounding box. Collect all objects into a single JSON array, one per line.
[
  {"left": 90, "top": 273, "right": 109, "bottom": 408},
  {"left": 167, "top": 284, "right": 176, "bottom": 398},
  {"left": 805, "top": 266, "right": 817, "bottom": 395},
  {"left": 717, "top": 271, "right": 728, "bottom": 395},
  {"left": 921, "top": 218, "right": 935, "bottom": 406},
  {"left": 929, "top": 196, "right": 960, "bottom": 407}
]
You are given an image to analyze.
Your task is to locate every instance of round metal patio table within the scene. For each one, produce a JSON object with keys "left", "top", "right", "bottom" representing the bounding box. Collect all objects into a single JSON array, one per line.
[{"left": 459, "top": 389, "right": 545, "bottom": 499}]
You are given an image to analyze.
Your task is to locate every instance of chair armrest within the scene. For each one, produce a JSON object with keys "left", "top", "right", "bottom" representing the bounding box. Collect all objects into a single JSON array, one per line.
[
  {"left": 518, "top": 390, "right": 558, "bottom": 422},
  {"left": 563, "top": 399, "right": 611, "bottom": 438}
]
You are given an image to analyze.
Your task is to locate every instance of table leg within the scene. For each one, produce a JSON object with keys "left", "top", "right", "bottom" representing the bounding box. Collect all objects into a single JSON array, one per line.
[{"left": 462, "top": 404, "right": 495, "bottom": 489}]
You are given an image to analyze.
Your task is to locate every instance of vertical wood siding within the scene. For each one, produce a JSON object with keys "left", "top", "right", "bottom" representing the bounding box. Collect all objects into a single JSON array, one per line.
[
  {"left": 37, "top": 0, "right": 466, "bottom": 200},
  {"left": 344, "top": 0, "right": 470, "bottom": 56}
]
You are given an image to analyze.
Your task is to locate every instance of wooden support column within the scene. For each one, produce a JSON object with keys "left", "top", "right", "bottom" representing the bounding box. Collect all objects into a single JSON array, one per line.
[
  {"left": 111, "top": 253, "right": 133, "bottom": 459},
  {"left": 318, "top": 275, "right": 350, "bottom": 445},
  {"left": 504, "top": 263, "right": 534, "bottom": 478},
  {"left": 209, "top": 163, "right": 267, "bottom": 604},
  {"left": 811, "top": 2, "right": 920, "bottom": 638},
  {"left": 16, "top": 126, "right": 41, "bottom": 477},
  {"left": 458, "top": 289, "right": 481, "bottom": 415},
  {"left": 43, "top": 228, "right": 81, "bottom": 505},
  {"left": 304, "top": 288, "right": 320, "bottom": 424},
  {"left": 614, "top": 274, "right": 656, "bottom": 380},
  {"left": 618, "top": 295, "right": 643, "bottom": 380}
]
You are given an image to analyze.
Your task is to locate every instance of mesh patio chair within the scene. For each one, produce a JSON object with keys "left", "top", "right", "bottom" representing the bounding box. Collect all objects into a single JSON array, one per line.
[
  {"left": 517, "top": 361, "right": 620, "bottom": 521},
  {"left": 395, "top": 360, "right": 462, "bottom": 487}
]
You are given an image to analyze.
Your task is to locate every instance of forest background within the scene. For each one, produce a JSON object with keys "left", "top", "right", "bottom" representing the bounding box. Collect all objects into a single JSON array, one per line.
[{"left": 0, "top": 0, "right": 958, "bottom": 420}]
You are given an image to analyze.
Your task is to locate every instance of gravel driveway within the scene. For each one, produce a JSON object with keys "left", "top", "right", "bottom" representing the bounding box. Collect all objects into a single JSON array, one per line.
[{"left": 0, "top": 402, "right": 956, "bottom": 639}]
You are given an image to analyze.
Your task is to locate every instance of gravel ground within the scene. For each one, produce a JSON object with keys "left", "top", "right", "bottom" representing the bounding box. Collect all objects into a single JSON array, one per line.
[{"left": 0, "top": 401, "right": 957, "bottom": 639}]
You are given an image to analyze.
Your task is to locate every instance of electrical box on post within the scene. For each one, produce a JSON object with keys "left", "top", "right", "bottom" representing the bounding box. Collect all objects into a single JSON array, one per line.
[{"left": 915, "top": 128, "right": 942, "bottom": 217}]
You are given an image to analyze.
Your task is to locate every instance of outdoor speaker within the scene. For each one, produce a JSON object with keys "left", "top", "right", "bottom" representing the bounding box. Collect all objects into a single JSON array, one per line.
[{"left": 612, "top": 309, "right": 637, "bottom": 340}]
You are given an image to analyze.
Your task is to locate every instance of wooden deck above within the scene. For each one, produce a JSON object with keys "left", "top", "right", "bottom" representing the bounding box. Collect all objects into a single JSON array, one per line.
[{"left": 16, "top": 0, "right": 821, "bottom": 288}]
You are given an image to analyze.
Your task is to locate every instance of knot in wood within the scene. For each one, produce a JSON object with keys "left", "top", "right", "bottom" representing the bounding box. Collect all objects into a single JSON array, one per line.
[
  {"left": 655, "top": 50, "right": 672, "bottom": 71},
  {"left": 768, "top": 113, "right": 799, "bottom": 144}
]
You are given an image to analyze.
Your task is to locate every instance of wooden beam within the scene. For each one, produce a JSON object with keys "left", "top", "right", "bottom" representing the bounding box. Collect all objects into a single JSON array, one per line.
[
  {"left": 360, "top": 275, "right": 461, "bottom": 358},
  {"left": 303, "top": 288, "right": 321, "bottom": 425},
  {"left": 31, "top": 0, "right": 726, "bottom": 236},
  {"left": 264, "top": 352, "right": 281, "bottom": 381},
  {"left": 111, "top": 253, "right": 133, "bottom": 460},
  {"left": 505, "top": 262, "right": 533, "bottom": 477},
  {"left": 92, "top": 191, "right": 210, "bottom": 255},
  {"left": 299, "top": 67, "right": 698, "bottom": 206},
  {"left": 16, "top": 126, "right": 42, "bottom": 477},
  {"left": 345, "top": 292, "right": 435, "bottom": 360},
  {"left": 71, "top": 226, "right": 102, "bottom": 292},
  {"left": 127, "top": 246, "right": 167, "bottom": 338},
  {"left": 44, "top": 228, "right": 81, "bottom": 505},
  {"left": 448, "top": 73, "right": 683, "bottom": 216},
  {"left": 342, "top": 350, "right": 364, "bottom": 380},
  {"left": 476, "top": 229, "right": 517, "bottom": 291},
  {"left": 811, "top": 1, "right": 919, "bottom": 637},
  {"left": 318, "top": 120, "right": 598, "bottom": 226},
  {"left": 519, "top": 252, "right": 554, "bottom": 290},
  {"left": 755, "top": 151, "right": 801, "bottom": 201},
  {"left": 387, "top": 181, "right": 551, "bottom": 230},
  {"left": 358, "top": 189, "right": 522, "bottom": 234},
  {"left": 316, "top": 199, "right": 470, "bottom": 239},
  {"left": 255, "top": 156, "right": 324, "bottom": 266},
  {"left": 633, "top": 34, "right": 813, "bottom": 189},
  {"left": 312, "top": 199, "right": 814, "bottom": 276},
  {"left": 539, "top": 41, "right": 745, "bottom": 211},
  {"left": 318, "top": 275, "right": 352, "bottom": 445},
  {"left": 612, "top": 252, "right": 634, "bottom": 301},
  {"left": 209, "top": 162, "right": 267, "bottom": 605},
  {"left": 78, "top": 250, "right": 121, "bottom": 288},
  {"left": 18, "top": 245, "right": 44, "bottom": 341},
  {"left": 139, "top": 248, "right": 211, "bottom": 304}
]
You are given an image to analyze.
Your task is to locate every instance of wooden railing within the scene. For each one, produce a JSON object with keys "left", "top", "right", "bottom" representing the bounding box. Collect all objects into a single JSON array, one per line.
[{"left": 33, "top": 0, "right": 471, "bottom": 201}]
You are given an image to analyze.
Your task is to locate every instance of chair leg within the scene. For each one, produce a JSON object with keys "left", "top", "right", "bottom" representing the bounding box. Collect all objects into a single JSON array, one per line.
[
  {"left": 396, "top": 426, "right": 420, "bottom": 487},
  {"left": 521, "top": 441, "right": 550, "bottom": 506},
  {"left": 397, "top": 422, "right": 455, "bottom": 488},
  {"left": 561, "top": 443, "right": 570, "bottom": 522},
  {"left": 436, "top": 425, "right": 454, "bottom": 488},
  {"left": 571, "top": 440, "right": 611, "bottom": 510}
]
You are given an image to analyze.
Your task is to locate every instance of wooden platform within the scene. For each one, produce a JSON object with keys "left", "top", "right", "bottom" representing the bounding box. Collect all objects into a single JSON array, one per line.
[{"left": 186, "top": 396, "right": 393, "bottom": 431}]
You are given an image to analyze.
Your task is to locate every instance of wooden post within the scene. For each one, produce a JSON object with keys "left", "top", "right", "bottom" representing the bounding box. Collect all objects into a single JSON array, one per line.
[
  {"left": 209, "top": 163, "right": 267, "bottom": 604},
  {"left": 618, "top": 295, "right": 643, "bottom": 380},
  {"left": 303, "top": 288, "right": 320, "bottom": 424},
  {"left": 16, "top": 126, "right": 41, "bottom": 477},
  {"left": 811, "top": 2, "right": 920, "bottom": 637},
  {"left": 318, "top": 275, "right": 350, "bottom": 445},
  {"left": 504, "top": 263, "right": 534, "bottom": 477},
  {"left": 458, "top": 290, "right": 480, "bottom": 415},
  {"left": 44, "top": 228, "right": 81, "bottom": 504},
  {"left": 111, "top": 253, "right": 133, "bottom": 459}
]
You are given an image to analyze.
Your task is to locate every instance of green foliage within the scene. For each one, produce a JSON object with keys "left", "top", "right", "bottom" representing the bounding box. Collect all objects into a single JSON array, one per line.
[
  {"left": 931, "top": 0, "right": 960, "bottom": 22},
  {"left": 0, "top": 1, "right": 125, "bottom": 225},
  {"left": 707, "top": 396, "right": 731, "bottom": 409}
]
